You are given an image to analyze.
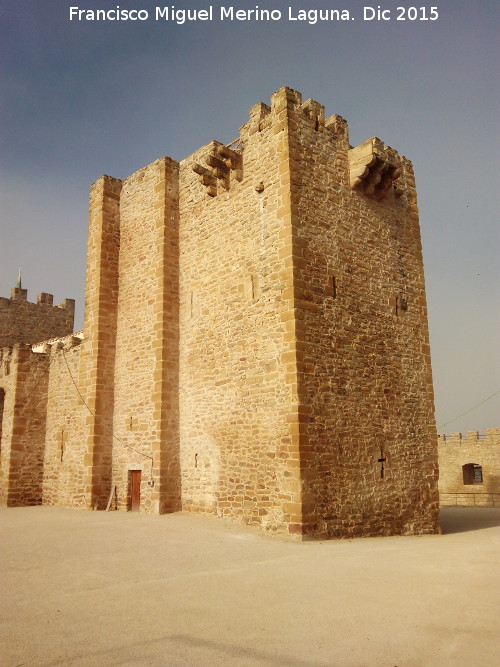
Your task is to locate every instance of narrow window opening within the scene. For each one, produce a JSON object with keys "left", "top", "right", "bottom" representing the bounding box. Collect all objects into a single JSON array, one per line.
[
  {"left": 332, "top": 276, "right": 337, "bottom": 299},
  {"left": 378, "top": 447, "right": 386, "bottom": 479},
  {"left": 244, "top": 274, "right": 260, "bottom": 301},
  {"left": 395, "top": 294, "right": 408, "bottom": 316},
  {"left": 190, "top": 290, "right": 199, "bottom": 318}
]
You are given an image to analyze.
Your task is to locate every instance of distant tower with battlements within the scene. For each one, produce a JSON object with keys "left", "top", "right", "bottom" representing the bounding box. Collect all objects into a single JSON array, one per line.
[{"left": 0, "top": 279, "right": 74, "bottom": 347}]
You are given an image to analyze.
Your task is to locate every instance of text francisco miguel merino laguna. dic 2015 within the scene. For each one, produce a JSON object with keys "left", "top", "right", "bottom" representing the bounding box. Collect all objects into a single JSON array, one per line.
[{"left": 69, "top": 6, "right": 440, "bottom": 24}]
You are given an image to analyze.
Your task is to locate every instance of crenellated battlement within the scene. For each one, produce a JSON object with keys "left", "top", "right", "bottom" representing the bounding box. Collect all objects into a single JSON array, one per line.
[
  {"left": 240, "top": 86, "right": 347, "bottom": 140},
  {"left": 438, "top": 428, "right": 500, "bottom": 445},
  {"left": 190, "top": 86, "right": 408, "bottom": 204},
  {"left": 1, "top": 288, "right": 74, "bottom": 312},
  {"left": 0, "top": 287, "right": 75, "bottom": 347},
  {"left": 103, "top": 87, "right": 409, "bottom": 207}
]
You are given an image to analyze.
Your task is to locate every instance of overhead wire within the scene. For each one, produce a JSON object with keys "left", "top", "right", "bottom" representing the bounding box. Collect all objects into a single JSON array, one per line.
[
  {"left": 61, "top": 348, "right": 154, "bottom": 480},
  {"left": 436, "top": 389, "right": 500, "bottom": 431}
]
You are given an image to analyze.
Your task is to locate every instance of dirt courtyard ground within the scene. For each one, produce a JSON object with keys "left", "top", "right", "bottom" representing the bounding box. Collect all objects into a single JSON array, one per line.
[{"left": 1, "top": 506, "right": 499, "bottom": 667}]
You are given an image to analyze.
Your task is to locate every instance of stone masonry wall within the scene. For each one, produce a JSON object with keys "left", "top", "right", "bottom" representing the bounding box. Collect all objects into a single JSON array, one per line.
[
  {"left": 112, "top": 157, "right": 180, "bottom": 514},
  {"left": 0, "top": 288, "right": 74, "bottom": 347},
  {"left": 42, "top": 338, "right": 87, "bottom": 508},
  {"left": 0, "top": 345, "right": 50, "bottom": 506},
  {"left": 0, "top": 347, "right": 18, "bottom": 505},
  {"left": 438, "top": 429, "right": 500, "bottom": 506},
  {"left": 282, "top": 87, "right": 439, "bottom": 537},
  {"left": 177, "top": 91, "right": 303, "bottom": 532}
]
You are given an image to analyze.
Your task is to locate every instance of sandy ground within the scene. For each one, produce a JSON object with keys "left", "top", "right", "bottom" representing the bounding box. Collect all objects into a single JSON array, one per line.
[{"left": 0, "top": 506, "right": 499, "bottom": 667}]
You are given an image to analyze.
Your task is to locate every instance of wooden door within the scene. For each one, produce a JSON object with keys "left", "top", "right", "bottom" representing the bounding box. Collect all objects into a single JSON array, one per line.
[{"left": 130, "top": 470, "right": 141, "bottom": 511}]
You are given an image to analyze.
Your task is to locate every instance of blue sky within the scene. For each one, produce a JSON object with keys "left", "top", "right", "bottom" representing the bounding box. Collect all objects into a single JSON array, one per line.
[{"left": 1, "top": 0, "right": 498, "bottom": 432}]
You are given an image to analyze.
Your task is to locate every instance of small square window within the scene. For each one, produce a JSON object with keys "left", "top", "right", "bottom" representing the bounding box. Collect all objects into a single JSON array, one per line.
[{"left": 463, "top": 463, "right": 483, "bottom": 485}]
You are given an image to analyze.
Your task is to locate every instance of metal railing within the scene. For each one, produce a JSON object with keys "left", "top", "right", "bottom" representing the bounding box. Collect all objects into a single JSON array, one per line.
[{"left": 440, "top": 492, "right": 500, "bottom": 507}]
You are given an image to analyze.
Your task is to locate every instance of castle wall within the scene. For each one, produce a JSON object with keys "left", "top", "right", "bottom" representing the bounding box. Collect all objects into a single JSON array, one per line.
[
  {"left": 42, "top": 339, "right": 87, "bottom": 508},
  {"left": 438, "top": 429, "right": 500, "bottom": 506},
  {"left": 0, "top": 289, "right": 74, "bottom": 347},
  {"left": 0, "top": 347, "right": 19, "bottom": 505},
  {"left": 280, "top": 88, "right": 439, "bottom": 537},
  {"left": 0, "top": 345, "right": 49, "bottom": 506},
  {"left": 177, "top": 90, "right": 302, "bottom": 531}
]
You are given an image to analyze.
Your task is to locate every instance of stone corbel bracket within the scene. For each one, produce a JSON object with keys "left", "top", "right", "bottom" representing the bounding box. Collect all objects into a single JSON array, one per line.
[
  {"left": 349, "top": 138, "right": 403, "bottom": 201},
  {"left": 192, "top": 163, "right": 217, "bottom": 197},
  {"left": 192, "top": 142, "right": 243, "bottom": 197}
]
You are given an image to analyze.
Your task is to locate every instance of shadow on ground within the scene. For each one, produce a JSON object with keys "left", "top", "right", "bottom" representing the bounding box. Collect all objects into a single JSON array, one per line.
[
  {"left": 38, "top": 634, "right": 317, "bottom": 667},
  {"left": 439, "top": 507, "right": 500, "bottom": 534}
]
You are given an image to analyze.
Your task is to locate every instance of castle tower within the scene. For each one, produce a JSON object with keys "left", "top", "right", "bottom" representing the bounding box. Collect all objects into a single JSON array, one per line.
[
  {"left": 174, "top": 87, "right": 439, "bottom": 537},
  {"left": 1, "top": 87, "right": 439, "bottom": 538},
  {"left": 75, "top": 86, "right": 437, "bottom": 536}
]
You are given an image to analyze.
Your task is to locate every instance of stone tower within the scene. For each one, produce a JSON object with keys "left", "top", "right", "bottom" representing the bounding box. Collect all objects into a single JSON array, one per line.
[{"left": 0, "top": 87, "right": 439, "bottom": 538}]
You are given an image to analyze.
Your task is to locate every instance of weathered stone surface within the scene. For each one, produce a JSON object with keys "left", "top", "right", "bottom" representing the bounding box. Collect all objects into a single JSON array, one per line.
[{"left": 0, "top": 87, "right": 442, "bottom": 538}]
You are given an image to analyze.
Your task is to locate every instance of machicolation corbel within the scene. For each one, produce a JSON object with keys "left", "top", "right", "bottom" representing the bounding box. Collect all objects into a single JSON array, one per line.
[
  {"left": 192, "top": 141, "right": 243, "bottom": 197},
  {"left": 192, "top": 163, "right": 217, "bottom": 197},
  {"left": 349, "top": 138, "right": 402, "bottom": 201}
]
